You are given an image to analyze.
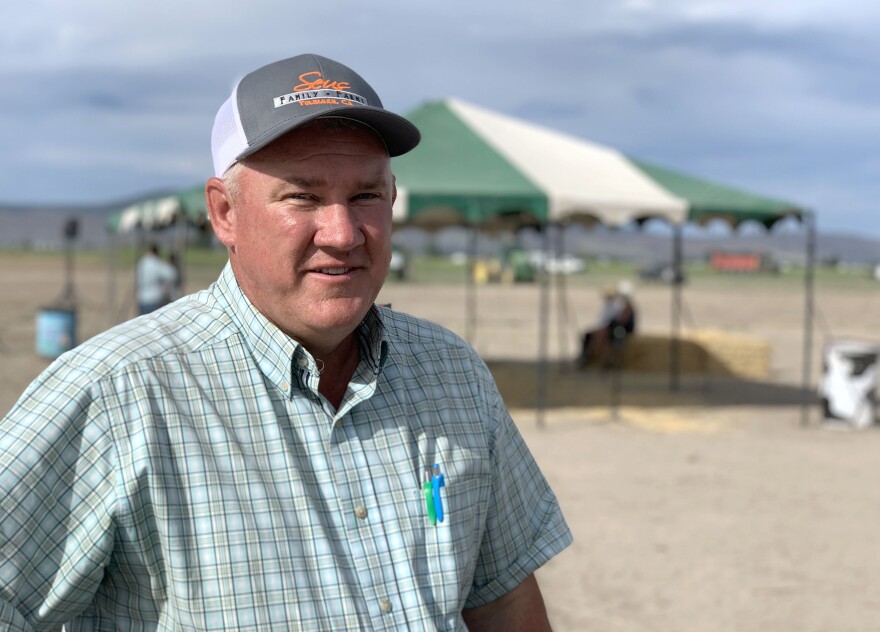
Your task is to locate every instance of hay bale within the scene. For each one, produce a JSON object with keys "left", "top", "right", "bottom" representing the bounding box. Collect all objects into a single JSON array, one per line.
[
  {"left": 690, "top": 329, "right": 771, "bottom": 380},
  {"left": 621, "top": 329, "right": 770, "bottom": 380}
]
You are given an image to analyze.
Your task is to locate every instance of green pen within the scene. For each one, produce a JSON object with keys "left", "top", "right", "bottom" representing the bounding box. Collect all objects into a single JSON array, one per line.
[{"left": 423, "top": 480, "right": 436, "bottom": 525}]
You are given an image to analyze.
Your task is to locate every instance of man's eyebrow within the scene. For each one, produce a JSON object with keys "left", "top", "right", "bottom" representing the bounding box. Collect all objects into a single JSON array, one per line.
[
  {"left": 282, "top": 174, "right": 390, "bottom": 189},
  {"left": 358, "top": 175, "right": 392, "bottom": 190},
  {"left": 286, "top": 175, "right": 325, "bottom": 188}
]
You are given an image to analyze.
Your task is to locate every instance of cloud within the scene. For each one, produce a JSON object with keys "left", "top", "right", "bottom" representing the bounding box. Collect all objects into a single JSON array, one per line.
[{"left": 1, "top": 0, "right": 878, "bottom": 234}]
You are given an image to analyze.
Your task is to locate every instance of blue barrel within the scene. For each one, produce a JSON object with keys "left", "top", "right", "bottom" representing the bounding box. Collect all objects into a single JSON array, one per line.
[{"left": 36, "top": 308, "right": 77, "bottom": 359}]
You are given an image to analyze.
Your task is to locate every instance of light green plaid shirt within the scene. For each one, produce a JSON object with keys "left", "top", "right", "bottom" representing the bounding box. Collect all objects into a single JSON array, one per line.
[{"left": 0, "top": 262, "right": 572, "bottom": 631}]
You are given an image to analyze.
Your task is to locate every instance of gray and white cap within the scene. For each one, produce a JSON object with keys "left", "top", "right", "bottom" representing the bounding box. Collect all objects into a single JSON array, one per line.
[{"left": 211, "top": 53, "right": 421, "bottom": 177}]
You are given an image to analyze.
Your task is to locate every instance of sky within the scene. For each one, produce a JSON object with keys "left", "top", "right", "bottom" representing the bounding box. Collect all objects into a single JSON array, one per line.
[{"left": 2, "top": 0, "right": 879, "bottom": 237}]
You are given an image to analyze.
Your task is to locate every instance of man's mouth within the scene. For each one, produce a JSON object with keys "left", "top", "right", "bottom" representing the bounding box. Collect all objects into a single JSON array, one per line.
[{"left": 319, "top": 267, "right": 352, "bottom": 276}]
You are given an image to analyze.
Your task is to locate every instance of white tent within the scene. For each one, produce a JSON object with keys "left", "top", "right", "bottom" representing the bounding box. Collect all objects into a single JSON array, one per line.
[{"left": 392, "top": 98, "right": 688, "bottom": 227}]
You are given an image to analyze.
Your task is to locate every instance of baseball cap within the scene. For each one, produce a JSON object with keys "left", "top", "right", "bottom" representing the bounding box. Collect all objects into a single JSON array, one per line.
[{"left": 211, "top": 53, "right": 421, "bottom": 177}]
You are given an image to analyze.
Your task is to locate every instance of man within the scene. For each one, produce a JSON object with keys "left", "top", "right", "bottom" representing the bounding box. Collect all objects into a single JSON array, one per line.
[
  {"left": 0, "top": 54, "right": 571, "bottom": 631},
  {"left": 135, "top": 243, "right": 179, "bottom": 314},
  {"left": 577, "top": 284, "right": 619, "bottom": 368}
]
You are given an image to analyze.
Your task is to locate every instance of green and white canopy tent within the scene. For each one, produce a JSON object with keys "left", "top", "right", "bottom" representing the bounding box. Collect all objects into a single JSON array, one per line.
[
  {"left": 390, "top": 98, "right": 690, "bottom": 424},
  {"left": 99, "top": 98, "right": 814, "bottom": 421},
  {"left": 391, "top": 98, "right": 814, "bottom": 424},
  {"left": 105, "top": 184, "right": 209, "bottom": 233},
  {"left": 391, "top": 98, "right": 688, "bottom": 228}
]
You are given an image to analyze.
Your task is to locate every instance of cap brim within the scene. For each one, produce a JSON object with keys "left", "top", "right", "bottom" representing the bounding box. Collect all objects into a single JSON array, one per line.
[{"left": 235, "top": 105, "right": 420, "bottom": 162}]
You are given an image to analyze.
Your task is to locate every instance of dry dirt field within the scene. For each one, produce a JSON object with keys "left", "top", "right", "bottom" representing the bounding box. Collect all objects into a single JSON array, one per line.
[{"left": 2, "top": 252, "right": 880, "bottom": 631}]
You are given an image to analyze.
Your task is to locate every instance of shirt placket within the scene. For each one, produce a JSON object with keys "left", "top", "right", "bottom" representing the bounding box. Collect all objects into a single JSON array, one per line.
[{"left": 328, "top": 418, "right": 406, "bottom": 631}]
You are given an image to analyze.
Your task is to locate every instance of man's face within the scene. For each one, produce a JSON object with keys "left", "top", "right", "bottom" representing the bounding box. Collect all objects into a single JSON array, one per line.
[{"left": 217, "top": 123, "right": 395, "bottom": 353}]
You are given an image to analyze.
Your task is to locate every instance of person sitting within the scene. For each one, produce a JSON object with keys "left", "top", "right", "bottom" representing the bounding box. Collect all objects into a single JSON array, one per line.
[
  {"left": 577, "top": 281, "right": 637, "bottom": 369},
  {"left": 577, "top": 284, "right": 618, "bottom": 368},
  {"left": 608, "top": 280, "right": 637, "bottom": 357}
]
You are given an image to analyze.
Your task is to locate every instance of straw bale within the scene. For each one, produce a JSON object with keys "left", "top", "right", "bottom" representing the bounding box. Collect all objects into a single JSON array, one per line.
[{"left": 621, "top": 329, "right": 771, "bottom": 380}]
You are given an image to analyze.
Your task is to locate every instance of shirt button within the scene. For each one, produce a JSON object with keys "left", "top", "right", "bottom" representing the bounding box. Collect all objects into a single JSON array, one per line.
[
  {"left": 354, "top": 506, "right": 368, "bottom": 520},
  {"left": 379, "top": 598, "right": 393, "bottom": 613},
  {"left": 297, "top": 358, "right": 308, "bottom": 368},
  {"left": 280, "top": 381, "right": 289, "bottom": 392}
]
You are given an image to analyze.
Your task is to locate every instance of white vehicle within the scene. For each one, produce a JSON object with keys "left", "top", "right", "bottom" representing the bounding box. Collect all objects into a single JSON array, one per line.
[{"left": 527, "top": 251, "right": 586, "bottom": 275}]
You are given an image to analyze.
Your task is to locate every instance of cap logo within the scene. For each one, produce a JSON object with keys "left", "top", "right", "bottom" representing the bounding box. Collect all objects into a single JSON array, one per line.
[{"left": 274, "top": 70, "right": 369, "bottom": 109}]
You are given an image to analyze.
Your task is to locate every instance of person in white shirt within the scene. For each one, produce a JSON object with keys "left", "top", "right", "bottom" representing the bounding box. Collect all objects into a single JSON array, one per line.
[{"left": 135, "top": 243, "right": 178, "bottom": 314}]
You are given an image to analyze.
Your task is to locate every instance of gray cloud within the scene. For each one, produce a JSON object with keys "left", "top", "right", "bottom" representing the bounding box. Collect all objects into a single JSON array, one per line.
[{"left": 1, "top": 1, "right": 878, "bottom": 236}]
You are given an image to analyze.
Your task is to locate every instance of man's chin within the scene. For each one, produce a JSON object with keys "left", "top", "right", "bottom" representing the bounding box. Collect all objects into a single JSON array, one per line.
[{"left": 308, "top": 298, "right": 373, "bottom": 329}]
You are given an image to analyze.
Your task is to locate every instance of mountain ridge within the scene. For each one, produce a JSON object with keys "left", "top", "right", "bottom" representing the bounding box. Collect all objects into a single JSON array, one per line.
[{"left": 1, "top": 198, "right": 877, "bottom": 265}]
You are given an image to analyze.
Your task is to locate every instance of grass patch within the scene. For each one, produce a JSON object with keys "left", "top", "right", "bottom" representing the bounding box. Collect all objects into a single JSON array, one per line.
[{"left": 1, "top": 248, "right": 877, "bottom": 293}]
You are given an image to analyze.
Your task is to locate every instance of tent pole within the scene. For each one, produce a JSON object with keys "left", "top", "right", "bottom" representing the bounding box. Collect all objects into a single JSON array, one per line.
[
  {"left": 555, "top": 225, "right": 571, "bottom": 367},
  {"left": 176, "top": 208, "right": 187, "bottom": 296},
  {"left": 466, "top": 224, "right": 478, "bottom": 345},
  {"left": 536, "top": 224, "right": 551, "bottom": 428},
  {"left": 670, "top": 223, "right": 683, "bottom": 391},
  {"left": 107, "top": 230, "right": 117, "bottom": 328},
  {"left": 800, "top": 211, "right": 817, "bottom": 426},
  {"left": 132, "top": 226, "right": 146, "bottom": 321}
]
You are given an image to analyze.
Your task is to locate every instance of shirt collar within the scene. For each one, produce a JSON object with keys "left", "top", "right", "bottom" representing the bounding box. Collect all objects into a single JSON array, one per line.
[
  {"left": 358, "top": 306, "right": 389, "bottom": 373},
  {"left": 212, "top": 262, "right": 388, "bottom": 394}
]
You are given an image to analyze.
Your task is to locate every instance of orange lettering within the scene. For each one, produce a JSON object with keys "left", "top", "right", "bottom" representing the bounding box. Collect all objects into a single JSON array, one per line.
[
  {"left": 294, "top": 71, "right": 351, "bottom": 92},
  {"left": 298, "top": 99, "right": 340, "bottom": 106}
]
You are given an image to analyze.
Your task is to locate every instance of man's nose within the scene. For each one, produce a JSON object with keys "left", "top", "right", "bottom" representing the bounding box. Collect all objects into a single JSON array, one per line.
[{"left": 314, "top": 202, "right": 365, "bottom": 250}]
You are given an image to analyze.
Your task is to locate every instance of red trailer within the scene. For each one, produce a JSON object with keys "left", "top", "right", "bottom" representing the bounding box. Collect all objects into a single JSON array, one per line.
[{"left": 709, "top": 250, "right": 778, "bottom": 274}]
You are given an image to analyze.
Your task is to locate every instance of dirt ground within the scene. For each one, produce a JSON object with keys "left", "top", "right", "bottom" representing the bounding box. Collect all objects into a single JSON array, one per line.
[{"left": 2, "top": 252, "right": 880, "bottom": 630}]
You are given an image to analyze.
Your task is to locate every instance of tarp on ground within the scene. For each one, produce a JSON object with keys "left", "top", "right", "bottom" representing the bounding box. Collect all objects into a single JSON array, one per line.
[{"left": 392, "top": 98, "right": 688, "bottom": 228}]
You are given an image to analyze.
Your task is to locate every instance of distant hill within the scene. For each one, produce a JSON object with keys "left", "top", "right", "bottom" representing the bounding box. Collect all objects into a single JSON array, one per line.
[
  {"left": 1, "top": 199, "right": 878, "bottom": 266},
  {"left": 0, "top": 190, "right": 180, "bottom": 249}
]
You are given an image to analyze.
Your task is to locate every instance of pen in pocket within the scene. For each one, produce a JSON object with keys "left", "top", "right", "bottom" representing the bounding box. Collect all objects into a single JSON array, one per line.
[{"left": 423, "top": 464, "right": 445, "bottom": 525}]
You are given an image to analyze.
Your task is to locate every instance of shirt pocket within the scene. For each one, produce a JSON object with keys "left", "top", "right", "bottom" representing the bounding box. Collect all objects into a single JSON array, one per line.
[{"left": 420, "top": 472, "right": 490, "bottom": 602}]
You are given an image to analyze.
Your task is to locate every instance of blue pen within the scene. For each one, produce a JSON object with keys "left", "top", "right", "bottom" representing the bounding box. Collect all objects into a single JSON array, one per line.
[{"left": 431, "top": 464, "right": 445, "bottom": 523}]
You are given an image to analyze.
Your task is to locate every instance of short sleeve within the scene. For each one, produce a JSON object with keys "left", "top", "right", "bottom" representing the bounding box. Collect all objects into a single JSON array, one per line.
[
  {"left": 0, "top": 361, "right": 117, "bottom": 629},
  {"left": 464, "top": 364, "right": 573, "bottom": 608}
]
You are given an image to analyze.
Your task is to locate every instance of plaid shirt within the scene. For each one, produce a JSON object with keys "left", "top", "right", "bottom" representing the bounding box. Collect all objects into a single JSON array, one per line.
[{"left": 0, "top": 263, "right": 572, "bottom": 631}]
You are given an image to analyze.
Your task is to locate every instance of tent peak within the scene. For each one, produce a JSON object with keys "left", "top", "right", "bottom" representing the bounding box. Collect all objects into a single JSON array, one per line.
[{"left": 396, "top": 96, "right": 687, "bottom": 227}]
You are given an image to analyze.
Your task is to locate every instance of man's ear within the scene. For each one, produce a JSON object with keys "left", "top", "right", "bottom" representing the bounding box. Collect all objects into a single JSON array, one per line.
[
  {"left": 205, "top": 177, "right": 236, "bottom": 250},
  {"left": 391, "top": 175, "right": 397, "bottom": 205}
]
